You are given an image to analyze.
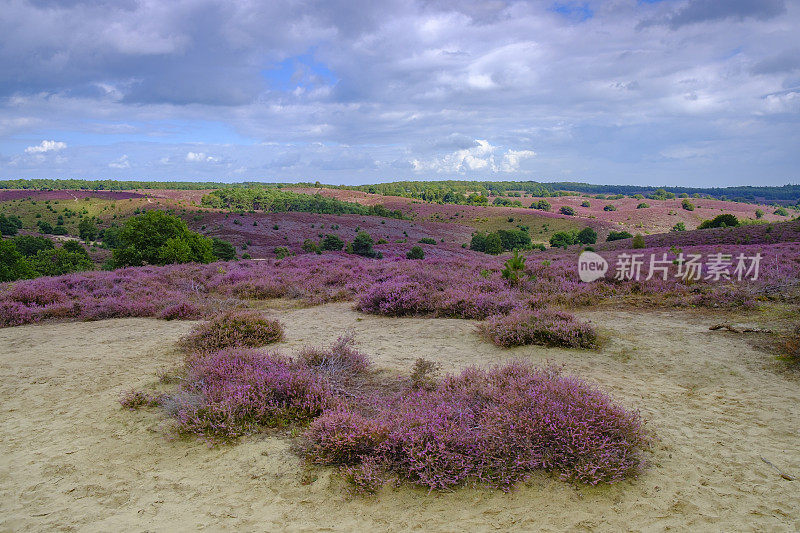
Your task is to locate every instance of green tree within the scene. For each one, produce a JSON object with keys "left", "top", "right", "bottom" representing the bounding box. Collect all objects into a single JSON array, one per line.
[
  {"left": 632, "top": 234, "right": 646, "bottom": 249},
  {"left": 671, "top": 222, "right": 686, "bottom": 232},
  {"left": 11, "top": 235, "right": 54, "bottom": 257},
  {"left": 112, "top": 210, "right": 215, "bottom": 267},
  {"left": 606, "top": 230, "right": 633, "bottom": 241},
  {"left": 501, "top": 250, "right": 526, "bottom": 286},
  {"left": 350, "top": 232, "right": 382, "bottom": 258},
  {"left": 550, "top": 231, "right": 577, "bottom": 248},
  {"left": 29, "top": 247, "right": 93, "bottom": 277},
  {"left": 0, "top": 214, "right": 23, "bottom": 236},
  {"left": 0, "top": 240, "right": 35, "bottom": 282},
  {"left": 321, "top": 234, "right": 345, "bottom": 251},
  {"left": 211, "top": 238, "right": 237, "bottom": 260},
  {"left": 484, "top": 233, "right": 504, "bottom": 255},
  {"left": 78, "top": 218, "right": 98, "bottom": 241},
  {"left": 755, "top": 209, "right": 764, "bottom": 219},
  {"left": 559, "top": 206, "right": 575, "bottom": 216},
  {"left": 577, "top": 227, "right": 597, "bottom": 245}
]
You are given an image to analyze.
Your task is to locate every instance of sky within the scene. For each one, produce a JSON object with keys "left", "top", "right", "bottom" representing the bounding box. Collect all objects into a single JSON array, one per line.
[{"left": 0, "top": 0, "right": 799, "bottom": 187}]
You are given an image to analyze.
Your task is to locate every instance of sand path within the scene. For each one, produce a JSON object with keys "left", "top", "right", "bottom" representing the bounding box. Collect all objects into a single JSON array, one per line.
[{"left": 1, "top": 304, "right": 798, "bottom": 531}]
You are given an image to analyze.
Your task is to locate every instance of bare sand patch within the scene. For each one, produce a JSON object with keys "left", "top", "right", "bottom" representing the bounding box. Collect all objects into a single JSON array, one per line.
[{"left": 1, "top": 305, "right": 798, "bottom": 531}]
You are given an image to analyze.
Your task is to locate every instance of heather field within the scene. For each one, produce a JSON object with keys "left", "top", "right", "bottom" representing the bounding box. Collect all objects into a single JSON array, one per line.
[{"left": 1, "top": 182, "right": 799, "bottom": 531}]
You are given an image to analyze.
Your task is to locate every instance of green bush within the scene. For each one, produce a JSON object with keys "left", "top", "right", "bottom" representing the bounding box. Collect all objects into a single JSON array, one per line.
[
  {"left": 418, "top": 237, "right": 437, "bottom": 245},
  {"left": 28, "top": 247, "right": 94, "bottom": 276},
  {"left": 501, "top": 250, "right": 526, "bottom": 285},
  {"left": 302, "top": 239, "right": 321, "bottom": 253},
  {"left": 559, "top": 206, "right": 575, "bottom": 216},
  {"left": 274, "top": 246, "right": 293, "bottom": 259},
  {"left": 581, "top": 201, "right": 591, "bottom": 207},
  {"left": 321, "top": 234, "right": 345, "bottom": 251},
  {"left": 577, "top": 227, "right": 597, "bottom": 245},
  {"left": 755, "top": 209, "right": 764, "bottom": 219},
  {"left": 774, "top": 207, "right": 789, "bottom": 216},
  {"left": 632, "top": 234, "right": 646, "bottom": 249},
  {"left": 350, "top": 232, "right": 382, "bottom": 258},
  {"left": 671, "top": 222, "right": 686, "bottom": 232},
  {"left": 531, "top": 199, "right": 551, "bottom": 211},
  {"left": 406, "top": 246, "right": 425, "bottom": 260},
  {"left": 698, "top": 214, "right": 739, "bottom": 229},
  {"left": 78, "top": 218, "right": 98, "bottom": 241},
  {"left": 211, "top": 238, "right": 237, "bottom": 260},
  {"left": 11, "top": 235, "right": 54, "bottom": 257},
  {"left": 0, "top": 240, "right": 36, "bottom": 281},
  {"left": 636, "top": 203, "right": 650, "bottom": 209},
  {"left": 0, "top": 214, "right": 23, "bottom": 236},
  {"left": 681, "top": 199, "right": 695, "bottom": 211},
  {"left": 111, "top": 210, "right": 215, "bottom": 267},
  {"left": 606, "top": 230, "right": 633, "bottom": 242},
  {"left": 37, "top": 220, "right": 54, "bottom": 234},
  {"left": 603, "top": 204, "right": 617, "bottom": 212},
  {"left": 550, "top": 231, "right": 577, "bottom": 248}
]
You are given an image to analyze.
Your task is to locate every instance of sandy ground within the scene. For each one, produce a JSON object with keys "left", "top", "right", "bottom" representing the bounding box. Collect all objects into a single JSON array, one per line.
[{"left": 1, "top": 303, "right": 798, "bottom": 532}]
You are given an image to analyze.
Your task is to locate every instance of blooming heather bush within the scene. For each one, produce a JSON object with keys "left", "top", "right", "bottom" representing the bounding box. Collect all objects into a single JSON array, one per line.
[
  {"left": 175, "top": 349, "right": 333, "bottom": 440},
  {"left": 158, "top": 301, "right": 203, "bottom": 320},
  {"left": 478, "top": 309, "right": 597, "bottom": 348},
  {"left": 181, "top": 310, "right": 284, "bottom": 353},
  {"left": 304, "top": 363, "right": 648, "bottom": 489},
  {"left": 298, "top": 333, "right": 370, "bottom": 376}
]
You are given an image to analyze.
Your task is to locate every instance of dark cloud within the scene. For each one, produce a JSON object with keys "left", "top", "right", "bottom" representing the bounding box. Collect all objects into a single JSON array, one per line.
[{"left": 659, "top": 0, "right": 786, "bottom": 29}]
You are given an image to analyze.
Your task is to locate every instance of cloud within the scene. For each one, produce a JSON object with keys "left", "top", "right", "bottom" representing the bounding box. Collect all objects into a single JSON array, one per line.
[
  {"left": 25, "top": 140, "right": 66, "bottom": 154},
  {"left": 412, "top": 139, "right": 535, "bottom": 174},
  {"left": 186, "top": 151, "right": 218, "bottom": 163},
  {"left": 108, "top": 154, "right": 130, "bottom": 168},
  {"left": 0, "top": 0, "right": 798, "bottom": 185}
]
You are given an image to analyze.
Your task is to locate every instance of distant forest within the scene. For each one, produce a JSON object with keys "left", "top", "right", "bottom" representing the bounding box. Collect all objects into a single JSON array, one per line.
[{"left": 1, "top": 178, "right": 798, "bottom": 205}]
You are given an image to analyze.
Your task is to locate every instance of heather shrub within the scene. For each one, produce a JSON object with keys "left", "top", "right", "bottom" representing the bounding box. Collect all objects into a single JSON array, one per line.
[
  {"left": 298, "top": 333, "right": 370, "bottom": 376},
  {"left": 778, "top": 325, "right": 800, "bottom": 367},
  {"left": 119, "top": 390, "right": 161, "bottom": 409},
  {"left": 478, "top": 309, "right": 597, "bottom": 348},
  {"left": 303, "top": 363, "right": 648, "bottom": 489},
  {"left": 158, "top": 301, "right": 203, "bottom": 320},
  {"left": 181, "top": 310, "right": 284, "bottom": 353},
  {"left": 175, "top": 349, "right": 332, "bottom": 440}
]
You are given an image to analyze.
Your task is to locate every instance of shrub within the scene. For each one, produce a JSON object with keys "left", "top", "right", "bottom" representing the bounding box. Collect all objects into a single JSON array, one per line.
[
  {"left": 671, "top": 222, "right": 686, "bottom": 232},
  {"left": 298, "top": 333, "right": 370, "bottom": 376},
  {"left": 28, "top": 247, "right": 93, "bottom": 277},
  {"left": 0, "top": 240, "right": 35, "bottom": 282},
  {"left": 478, "top": 309, "right": 597, "bottom": 348},
  {"left": 778, "top": 325, "right": 800, "bottom": 367},
  {"left": 158, "top": 301, "right": 203, "bottom": 320},
  {"left": 632, "top": 234, "right": 646, "bottom": 249},
  {"left": 406, "top": 246, "right": 424, "bottom": 260},
  {"left": 774, "top": 207, "right": 789, "bottom": 216},
  {"left": 603, "top": 204, "right": 617, "bottom": 212},
  {"left": 755, "top": 209, "right": 764, "bottom": 219},
  {"left": 577, "top": 227, "right": 597, "bottom": 245},
  {"left": 559, "top": 206, "right": 575, "bottom": 216},
  {"left": 175, "top": 349, "right": 332, "bottom": 440},
  {"left": 303, "top": 363, "right": 647, "bottom": 489},
  {"left": 484, "top": 233, "right": 503, "bottom": 254},
  {"left": 636, "top": 202, "right": 650, "bottom": 209},
  {"left": 274, "top": 246, "right": 293, "bottom": 259},
  {"left": 531, "top": 199, "right": 551, "bottom": 211},
  {"left": 11, "top": 235, "right": 53, "bottom": 257},
  {"left": 112, "top": 210, "right": 214, "bottom": 267},
  {"left": 581, "top": 201, "right": 591, "bottom": 207},
  {"left": 78, "top": 218, "right": 98, "bottom": 241},
  {"left": 37, "top": 220, "right": 54, "bottom": 234},
  {"left": 211, "top": 238, "right": 237, "bottom": 260},
  {"left": 302, "top": 239, "right": 322, "bottom": 253},
  {"left": 501, "top": 250, "right": 526, "bottom": 286},
  {"left": 418, "top": 237, "right": 436, "bottom": 245},
  {"left": 350, "top": 232, "right": 382, "bottom": 258},
  {"left": 0, "top": 214, "right": 23, "bottom": 236},
  {"left": 321, "top": 234, "right": 345, "bottom": 251},
  {"left": 681, "top": 199, "right": 695, "bottom": 211},
  {"left": 550, "top": 230, "right": 577, "bottom": 248},
  {"left": 606, "top": 230, "right": 633, "bottom": 242},
  {"left": 698, "top": 214, "right": 739, "bottom": 229},
  {"left": 181, "top": 310, "right": 284, "bottom": 353},
  {"left": 409, "top": 358, "right": 440, "bottom": 390},
  {"left": 119, "top": 390, "right": 160, "bottom": 410}
]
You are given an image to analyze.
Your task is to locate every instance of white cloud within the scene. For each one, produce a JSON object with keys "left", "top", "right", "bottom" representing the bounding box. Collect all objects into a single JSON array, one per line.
[
  {"left": 186, "top": 151, "right": 218, "bottom": 163},
  {"left": 413, "top": 140, "right": 535, "bottom": 174},
  {"left": 25, "top": 140, "right": 66, "bottom": 154},
  {"left": 108, "top": 154, "right": 130, "bottom": 169}
]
